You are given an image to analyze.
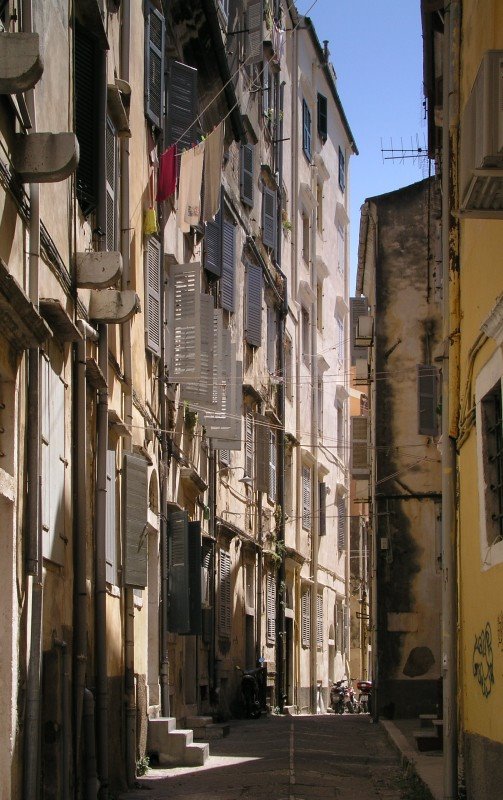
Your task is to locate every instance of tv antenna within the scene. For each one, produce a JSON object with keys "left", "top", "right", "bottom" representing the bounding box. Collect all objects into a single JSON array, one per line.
[{"left": 381, "top": 135, "right": 431, "bottom": 176}]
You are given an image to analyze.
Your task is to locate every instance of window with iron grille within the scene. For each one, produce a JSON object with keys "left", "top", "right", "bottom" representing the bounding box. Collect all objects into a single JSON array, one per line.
[{"left": 481, "top": 379, "right": 503, "bottom": 546}]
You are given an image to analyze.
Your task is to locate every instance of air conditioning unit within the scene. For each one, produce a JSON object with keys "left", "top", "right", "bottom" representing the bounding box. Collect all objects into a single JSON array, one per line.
[
  {"left": 355, "top": 315, "right": 374, "bottom": 347},
  {"left": 459, "top": 50, "right": 503, "bottom": 217},
  {"left": 354, "top": 479, "right": 370, "bottom": 503},
  {"left": 354, "top": 358, "right": 369, "bottom": 385}
]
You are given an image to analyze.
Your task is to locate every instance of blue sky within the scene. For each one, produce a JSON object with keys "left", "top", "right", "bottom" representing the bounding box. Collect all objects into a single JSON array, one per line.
[{"left": 303, "top": 0, "right": 427, "bottom": 293}]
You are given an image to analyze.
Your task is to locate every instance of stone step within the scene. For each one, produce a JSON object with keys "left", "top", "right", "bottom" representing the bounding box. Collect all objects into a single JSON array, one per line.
[
  {"left": 184, "top": 741, "right": 209, "bottom": 766},
  {"left": 193, "top": 723, "right": 230, "bottom": 741},
  {"left": 184, "top": 715, "right": 214, "bottom": 728},
  {"left": 147, "top": 718, "right": 209, "bottom": 767},
  {"left": 418, "top": 713, "right": 438, "bottom": 729},
  {"left": 283, "top": 705, "right": 296, "bottom": 716},
  {"left": 413, "top": 730, "right": 443, "bottom": 752}
]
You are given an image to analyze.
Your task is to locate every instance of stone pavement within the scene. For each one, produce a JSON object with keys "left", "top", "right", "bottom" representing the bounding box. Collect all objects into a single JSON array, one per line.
[
  {"left": 381, "top": 718, "right": 443, "bottom": 800},
  {"left": 120, "top": 713, "right": 416, "bottom": 800}
]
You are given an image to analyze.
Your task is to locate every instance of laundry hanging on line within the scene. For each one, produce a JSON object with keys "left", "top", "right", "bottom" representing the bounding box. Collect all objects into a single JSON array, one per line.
[
  {"left": 177, "top": 140, "right": 205, "bottom": 232},
  {"left": 156, "top": 144, "right": 178, "bottom": 202},
  {"left": 201, "top": 122, "right": 224, "bottom": 222}
]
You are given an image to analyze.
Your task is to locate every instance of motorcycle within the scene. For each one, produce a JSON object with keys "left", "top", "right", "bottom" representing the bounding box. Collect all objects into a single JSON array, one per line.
[
  {"left": 356, "top": 680, "right": 373, "bottom": 714},
  {"left": 236, "top": 666, "right": 264, "bottom": 719},
  {"left": 330, "top": 678, "right": 356, "bottom": 714}
]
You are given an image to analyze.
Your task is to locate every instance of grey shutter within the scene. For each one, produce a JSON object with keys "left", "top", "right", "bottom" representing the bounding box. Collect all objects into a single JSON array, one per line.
[
  {"left": 337, "top": 497, "right": 346, "bottom": 551},
  {"left": 145, "top": 2, "right": 165, "bottom": 128},
  {"left": 41, "top": 358, "right": 67, "bottom": 566},
  {"left": 301, "top": 589, "right": 310, "bottom": 647},
  {"left": 182, "top": 293, "right": 215, "bottom": 408},
  {"left": 268, "top": 430, "right": 277, "bottom": 502},
  {"left": 351, "top": 416, "right": 369, "bottom": 476},
  {"left": 350, "top": 296, "right": 369, "bottom": 365},
  {"left": 169, "top": 262, "right": 203, "bottom": 380},
  {"left": 166, "top": 60, "right": 198, "bottom": 151},
  {"left": 75, "top": 23, "right": 100, "bottom": 215},
  {"left": 262, "top": 186, "right": 277, "bottom": 249},
  {"left": 221, "top": 217, "right": 235, "bottom": 312},
  {"left": 267, "top": 305, "right": 276, "bottom": 373},
  {"left": 302, "top": 465, "right": 311, "bottom": 530},
  {"left": 105, "top": 450, "right": 117, "bottom": 584},
  {"left": 105, "top": 117, "right": 116, "bottom": 251},
  {"left": 267, "top": 572, "right": 276, "bottom": 642},
  {"left": 204, "top": 208, "right": 222, "bottom": 277},
  {"left": 246, "top": 0, "right": 263, "bottom": 64},
  {"left": 418, "top": 365, "right": 439, "bottom": 436},
  {"left": 240, "top": 144, "right": 254, "bottom": 207},
  {"left": 219, "top": 549, "right": 232, "bottom": 636},
  {"left": 319, "top": 482, "right": 327, "bottom": 536},
  {"left": 245, "top": 411, "right": 254, "bottom": 479},
  {"left": 146, "top": 237, "right": 162, "bottom": 355},
  {"left": 188, "top": 521, "right": 202, "bottom": 635},
  {"left": 316, "top": 593, "right": 323, "bottom": 647},
  {"left": 317, "top": 93, "right": 328, "bottom": 141},
  {"left": 254, "top": 413, "right": 269, "bottom": 493},
  {"left": 123, "top": 452, "right": 148, "bottom": 588},
  {"left": 168, "top": 510, "right": 190, "bottom": 633},
  {"left": 245, "top": 263, "right": 262, "bottom": 347}
]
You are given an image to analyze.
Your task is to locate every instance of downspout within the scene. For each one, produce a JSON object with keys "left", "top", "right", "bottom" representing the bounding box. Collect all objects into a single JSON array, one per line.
[
  {"left": 53, "top": 636, "right": 70, "bottom": 800},
  {"left": 22, "top": 0, "right": 43, "bottom": 796},
  {"left": 275, "top": 79, "right": 287, "bottom": 713},
  {"left": 441, "top": 3, "right": 460, "bottom": 797},
  {"left": 120, "top": 0, "right": 136, "bottom": 786},
  {"left": 291, "top": 11, "right": 301, "bottom": 564},
  {"left": 208, "top": 444, "right": 216, "bottom": 703},
  {"left": 309, "top": 168, "right": 319, "bottom": 715}
]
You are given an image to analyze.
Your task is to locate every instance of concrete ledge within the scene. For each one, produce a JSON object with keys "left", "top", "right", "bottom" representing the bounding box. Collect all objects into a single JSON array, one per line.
[
  {"left": 0, "top": 33, "right": 43, "bottom": 93},
  {"left": 380, "top": 719, "right": 442, "bottom": 800}
]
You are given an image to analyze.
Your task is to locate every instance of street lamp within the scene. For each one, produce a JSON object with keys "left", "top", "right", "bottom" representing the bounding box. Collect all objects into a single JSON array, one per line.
[{"left": 217, "top": 465, "right": 253, "bottom": 487}]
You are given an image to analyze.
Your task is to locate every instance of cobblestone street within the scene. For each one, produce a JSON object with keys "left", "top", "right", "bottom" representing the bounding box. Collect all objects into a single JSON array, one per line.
[{"left": 121, "top": 714, "right": 408, "bottom": 800}]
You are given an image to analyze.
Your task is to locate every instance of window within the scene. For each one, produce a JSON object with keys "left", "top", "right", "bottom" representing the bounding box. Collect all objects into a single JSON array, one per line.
[
  {"left": 317, "top": 183, "right": 323, "bottom": 234},
  {"left": 301, "top": 306, "right": 310, "bottom": 363},
  {"left": 245, "top": 562, "right": 255, "bottom": 609},
  {"left": 202, "top": 545, "right": 213, "bottom": 609},
  {"left": 337, "top": 497, "right": 346, "bottom": 551},
  {"left": 302, "top": 465, "right": 312, "bottom": 530},
  {"left": 301, "top": 588, "right": 311, "bottom": 647},
  {"left": 418, "top": 364, "right": 439, "bottom": 436},
  {"left": 480, "top": 379, "right": 503, "bottom": 546},
  {"left": 123, "top": 453, "right": 149, "bottom": 588},
  {"left": 302, "top": 213, "right": 310, "bottom": 263},
  {"left": 317, "top": 93, "right": 328, "bottom": 141},
  {"left": 338, "top": 146, "right": 346, "bottom": 192},
  {"left": 219, "top": 549, "right": 232, "bottom": 637},
  {"left": 336, "top": 600, "right": 344, "bottom": 652},
  {"left": 240, "top": 144, "right": 254, "bottom": 207},
  {"left": 245, "top": 263, "right": 263, "bottom": 347},
  {"left": 285, "top": 450, "right": 293, "bottom": 517},
  {"left": 337, "top": 223, "right": 345, "bottom": 274},
  {"left": 263, "top": 59, "right": 273, "bottom": 123},
  {"left": 75, "top": 22, "right": 103, "bottom": 216},
  {"left": 266, "top": 572, "right": 276, "bottom": 643},
  {"left": 317, "top": 593, "right": 323, "bottom": 648},
  {"left": 302, "top": 99, "right": 312, "bottom": 160}
]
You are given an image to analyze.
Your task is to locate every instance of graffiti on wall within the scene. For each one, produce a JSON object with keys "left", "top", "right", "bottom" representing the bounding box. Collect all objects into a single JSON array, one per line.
[
  {"left": 497, "top": 612, "right": 503, "bottom": 650},
  {"left": 472, "top": 622, "right": 495, "bottom": 698}
]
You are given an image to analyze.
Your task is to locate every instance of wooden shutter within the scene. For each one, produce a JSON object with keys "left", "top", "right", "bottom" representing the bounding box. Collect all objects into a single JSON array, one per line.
[
  {"left": 181, "top": 293, "right": 215, "bottom": 407},
  {"left": 254, "top": 413, "right": 269, "bottom": 492},
  {"left": 319, "top": 482, "right": 327, "bottom": 537},
  {"left": 240, "top": 144, "right": 254, "bottom": 207},
  {"left": 351, "top": 416, "right": 369, "bottom": 476},
  {"left": 146, "top": 237, "right": 162, "bottom": 355},
  {"left": 317, "top": 93, "right": 328, "bottom": 141},
  {"left": 268, "top": 429, "right": 277, "bottom": 502},
  {"left": 337, "top": 497, "right": 346, "bottom": 551},
  {"left": 262, "top": 186, "right": 277, "bottom": 249},
  {"left": 75, "top": 23, "right": 99, "bottom": 215},
  {"left": 245, "top": 263, "right": 262, "bottom": 347},
  {"left": 221, "top": 217, "right": 235, "bottom": 312},
  {"left": 201, "top": 543, "right": 212, "bottom": 609},
  {"left": 246, "top": 0, "right": 263, "bottom": 64},
  {"left": 262, "top": 58, "right": 270, "bottom": 119},
  {"left": 302, "top": 465, "right": 311, "bottom": 530},
  {"left": 245, "top": 410, "right": 254, "bottom": 480},
  {"left": 123, "top": 452, "right": 148, "bottom": 588},
  {"left": 145, "top": 2, "right": 165, "bottom": 128},
  {"left": 267, "top": 305, "right": 276, "bottom": 373},
  {"left": 166, "top": 60, "right": 198, "bottom": 151},
  {"left": 350, "top": 296, "right": 369, "bottom": 364},
  {"left": 418, "top": 365, "right": 439, "bottom": 436},
  {"left": 188, "top": 521, "right": 202, "bottom": 635},
  {"left": 266, "top": 572, "right": 276, "bottom": 642},
  {"left": 105, "top": 449, "right": 117, "bottom": 584},
  {"left": 302, "top": 99, "right": 312, "bottom": 159},
  {"left": 317, "top": 593, "right": 323, "bottom": 647},
  {"left": 169, "top": 262, "right": 203, "bottom": 380},
  {"left": 204, "top": 208, "right": 222, "bottom": 277},
  {"left": 105, "top": 117, "right": 116, "bottom": 251},
  {"left": 219, "top": 549, "right": 232, "bottom": 636},
  {"left": 168, "top": 510, "right": 190, "bottom": 633},
  {"left": 41, "top": 356, "right": 67, "bottom": 566},
  {"left": 338, "top": 146, "right": 346, "bottom": 192},
  {"left": 301, "top": 588, "right": 310, "bottom": 647}
]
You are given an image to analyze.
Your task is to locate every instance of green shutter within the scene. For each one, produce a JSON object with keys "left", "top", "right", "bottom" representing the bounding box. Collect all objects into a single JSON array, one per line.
[
  {"left": 123, "top": 452, "right": 149, "bottom": 588},
  {"left": 168, "top": 510, "right": 190, "bottom": 633}
]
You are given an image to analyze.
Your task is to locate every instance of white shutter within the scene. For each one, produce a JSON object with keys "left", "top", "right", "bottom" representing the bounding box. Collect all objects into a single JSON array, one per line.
[
  {"left": 219, "top": 549, "right": 232, "bottom": 636},
  {"left": 246, "top": 0, "right": 263, "bottom": 64},
  {"left": 105, "top": 449, "right": 117, "bottom": 584},
  {"left": 301, "top": 588, "right": 310, "bottom": 647},
  {"left": 267, "top": 572, "right": 276, "bottom": 642},
  {"left": 181, "top": 293, "right": 215, "bottom": 407},
  {"left": 245, "top": 410, "right": 254, "bottom": 479},
  {"left": 41, "top": 356, "right": 67, "bottom": 566},
  {"left": 302, "top": 465, "right": 311, "bottom": 530},
  {"left": 317, "top": 593, "right": 323, "bottom": 648},
  {"left": 168, "top": 262, "right": 203, "bottom": 380},
  {"left": 268, "top": 429, "right": 277, "bottom": 502},
  {"left": 146, "top": 236, "right": 162, "bottom": 355},
  {"left": 123, "top": 452, "right": 149, "bottom": 588}
]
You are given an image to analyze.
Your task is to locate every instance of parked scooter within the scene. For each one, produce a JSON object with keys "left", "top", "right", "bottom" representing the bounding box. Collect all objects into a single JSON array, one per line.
[
  {"left": 330, "top": 678, "right": 356, "bottom": 714},
  {"left": 356, "top": 680, "right": 373, "bottom": 714},
  {"left": 236, "top": 666, "right": 264, "bottom": 719}
]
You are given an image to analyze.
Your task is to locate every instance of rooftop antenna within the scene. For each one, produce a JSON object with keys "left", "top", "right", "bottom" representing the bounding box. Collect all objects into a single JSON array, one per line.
[{"left": 380, "top": 134, "right": 431, "bottom": 177}]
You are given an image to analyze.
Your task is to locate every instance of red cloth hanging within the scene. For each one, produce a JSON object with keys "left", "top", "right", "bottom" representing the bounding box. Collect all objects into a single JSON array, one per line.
[{"left": 156, "top": 144, "right": 178, "bottom": 201}]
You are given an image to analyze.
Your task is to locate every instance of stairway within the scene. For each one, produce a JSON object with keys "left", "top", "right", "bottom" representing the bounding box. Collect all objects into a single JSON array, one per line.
[
  {"left": 413, "top": 713, "right": 443, "bottom": 752},
  {"left": 184, "top": 715, "right": 230, "bottom": 741},
  {"left": 147, "top": 717, "right": 209, "bottom": 766}
]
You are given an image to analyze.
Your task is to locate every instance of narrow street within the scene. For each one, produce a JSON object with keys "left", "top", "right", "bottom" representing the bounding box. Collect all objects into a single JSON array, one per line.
[{"left": 121, "top": 714, "right": 406, "bottom": 800}]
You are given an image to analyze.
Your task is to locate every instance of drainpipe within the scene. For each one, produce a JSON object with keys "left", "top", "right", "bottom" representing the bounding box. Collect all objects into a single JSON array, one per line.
[
  {"left": 441, "top": 3, "right": 459, "bottom": 797},
  {"left": 22, "top": 0, "right": 43, "bottom": 795},
  {"left": 53, "top": 636, "right": 70, "bottom": 800},
  {"left": 208, "top": 444, "right": 216, "bottom": 703},
  {"left": 119, "top": 0, "right": 137, "bottom": 785},
  {"left": 83, "top": 688, "right": 99, "bottom": 800},
  {"left": 309, "top": 168, "right": 319, "bottom": 715}
]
